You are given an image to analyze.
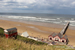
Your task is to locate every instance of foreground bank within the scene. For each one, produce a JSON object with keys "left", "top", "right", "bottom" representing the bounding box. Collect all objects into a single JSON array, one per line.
[
  {"left": 0, "top": 28, "right": 74, "bottom": 50},
  {"left": 0, "top": 19, "right": 75, "bottom": 46}
]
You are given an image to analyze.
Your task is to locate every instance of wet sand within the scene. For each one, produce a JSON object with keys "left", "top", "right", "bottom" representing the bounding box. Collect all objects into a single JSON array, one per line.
[{"left": 0, "top": 19, "right": 75, "bottom": 46}]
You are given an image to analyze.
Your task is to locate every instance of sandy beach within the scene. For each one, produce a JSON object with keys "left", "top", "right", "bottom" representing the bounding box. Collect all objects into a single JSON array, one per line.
[{"left": 0, "top": 19, "right": 75, "bottom": 46}]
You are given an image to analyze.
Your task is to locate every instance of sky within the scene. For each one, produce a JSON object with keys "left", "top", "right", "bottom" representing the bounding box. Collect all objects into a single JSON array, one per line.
[{"left": 0, "top": 0, "right": 75, "bottom": 15}]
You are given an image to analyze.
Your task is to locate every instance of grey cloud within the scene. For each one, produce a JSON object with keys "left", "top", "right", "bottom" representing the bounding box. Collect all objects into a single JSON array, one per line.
[{"left": 0, "top": 0, "right": 75, "bottom": 14}]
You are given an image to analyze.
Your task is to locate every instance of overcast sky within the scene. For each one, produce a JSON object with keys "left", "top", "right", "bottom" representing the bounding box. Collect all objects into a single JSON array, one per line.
[{"left": 0, "top": 0, "right": 75, "bottom": 15}]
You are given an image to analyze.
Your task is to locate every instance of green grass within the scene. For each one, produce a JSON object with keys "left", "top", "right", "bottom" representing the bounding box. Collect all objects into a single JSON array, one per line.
[
  {"left": 0, "top": 37, "right": 74, "bottom": 50},
  {"left": 0, "top": 27, "right": 4, "bottom": 37},
  {"left": 17, "top": 35, "right": 47, "bottom": 45},
  {"left": 0, "top": 27, "right": 74, "bottom": 50}
]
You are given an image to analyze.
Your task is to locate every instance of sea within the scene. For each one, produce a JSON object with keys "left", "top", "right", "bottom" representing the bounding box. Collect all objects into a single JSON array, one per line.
[{"left": 0, "top": 13, "right": 75, "bottom": 27}]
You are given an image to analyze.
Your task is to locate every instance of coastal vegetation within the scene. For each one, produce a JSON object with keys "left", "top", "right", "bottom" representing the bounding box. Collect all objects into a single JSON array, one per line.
[
  {"left": 17, "top": 35, "right": 47, "bottom": 45},
  {"left": 0, "top": 27, "right": 4, "bottom": 37},
  {"left": 0, "top": 27, "right": 74, "bottom": 50}
]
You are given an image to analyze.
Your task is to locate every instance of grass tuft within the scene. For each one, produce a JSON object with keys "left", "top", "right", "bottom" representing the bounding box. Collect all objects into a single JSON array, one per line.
[{"left": 0, "top": 27, "right": 74, "bottom": 50}]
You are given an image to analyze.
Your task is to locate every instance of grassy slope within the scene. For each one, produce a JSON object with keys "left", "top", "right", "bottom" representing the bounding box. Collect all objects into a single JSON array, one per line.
[
  {"left": 0, "top": 28, "right": 74, "bottom": 50},
  {"left": 0, "top": 37, "right": 74, "bottom": 50}
]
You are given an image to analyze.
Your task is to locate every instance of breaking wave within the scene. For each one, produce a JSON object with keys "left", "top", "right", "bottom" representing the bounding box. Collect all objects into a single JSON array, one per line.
[{"left": 0, "top": 15, "right": 75, "bottom": 26}]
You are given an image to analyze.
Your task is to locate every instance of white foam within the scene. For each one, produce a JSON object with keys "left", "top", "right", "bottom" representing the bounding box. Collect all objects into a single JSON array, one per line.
[
  {"left": 71, "top": 18, "right": 74, "bottom": 20},
  {"left": 22, "top": 16, "right": 36, "bottom": 19},
  {"left": 53, "top": 22, "right": 61, "bottom": 24},
  {"left": 65, "top": 20, "right": 70, "bottom": 22},
  {"left": 64, "top": 20, "right": 75, "bottom": 26},
  {"left": 70, "top": 24, "right": 75, "bottom": 26},
  {"left": 0, "top": 15, "right": 57, "bottom": 22},
  {"left": 65, "top": 20, "right": 75, "bottom": 22},
  {"left": 0, "top": 15, "right": 75, "bottom": 27},
  {"left": 57, "top": 18, "right": 60, "bottom": 20},
  {"left": 70, "top": 21, "right": 75, "bottom": 22}
]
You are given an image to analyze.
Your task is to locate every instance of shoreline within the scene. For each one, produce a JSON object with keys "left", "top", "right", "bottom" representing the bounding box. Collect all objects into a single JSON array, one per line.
[
  {"left": 0, "top": 18, "right": 75, "bottom": 46},
  {"left": 0, "top": 17, "right": 75, "bottom": 30}
]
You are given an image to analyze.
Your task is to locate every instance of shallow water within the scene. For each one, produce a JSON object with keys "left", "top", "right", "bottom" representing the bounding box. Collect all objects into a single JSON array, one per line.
[{"left": 0, "top": 13, "right": 75, "bottom": 27}]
